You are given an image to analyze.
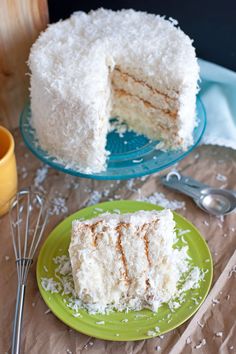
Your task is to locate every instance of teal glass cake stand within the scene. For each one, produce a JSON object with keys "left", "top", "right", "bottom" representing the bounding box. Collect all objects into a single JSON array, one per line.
[{"left": 19, "top": 97, "right": 206, "bottom": 180}]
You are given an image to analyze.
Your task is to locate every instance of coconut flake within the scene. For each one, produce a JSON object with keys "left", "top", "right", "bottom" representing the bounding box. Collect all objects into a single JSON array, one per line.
[
  {"left": 216, "top": 174, "right": 227, "bottom": 182},
  {"left": 147, "top": 330, "right": 156, "bottom": 337},
  {"left": 215, "top": 332, "right": 223, "bottom": 337},
  {"left": 87, "top": 191, "right": 103, "bottom": 206},
  {"left": 50, "top": 197, "right": 68, "bottom": 215},
  {"left": 229, "top": 265, "right": 236, "bottom": 277},
  {"left": 195, "top": 339, "right": 206, "bottom": 349},
  {"left": 34, "top": 165, "right": 49, "bottom": 188},
  {"left": 41, "top": 277, "right": 61, "bottom": 293},
  {"left": 186, "top": 336, "right": 192, "bottom": 344}
]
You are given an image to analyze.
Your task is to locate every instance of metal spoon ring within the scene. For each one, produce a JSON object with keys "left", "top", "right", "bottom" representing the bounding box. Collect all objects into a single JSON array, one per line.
[{"left": 166, "top": 171, "right": 181, "bottom": 182}]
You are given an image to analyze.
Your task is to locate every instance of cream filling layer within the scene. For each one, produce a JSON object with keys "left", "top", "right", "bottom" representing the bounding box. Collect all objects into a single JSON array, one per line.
[{"left": 111, "top": 89, "right": 182, "bottom": 146}]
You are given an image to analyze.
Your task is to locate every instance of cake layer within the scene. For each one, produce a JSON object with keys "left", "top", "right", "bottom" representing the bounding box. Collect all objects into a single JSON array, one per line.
[
  {"left": 112, "top": 89, "right": 182, "bottom": 147},
  {"left": 112, "top": 67, "right": 178, "bottom": 111},
  {"left": 69, "top": 210, "right": 182, "bottom": 313}
]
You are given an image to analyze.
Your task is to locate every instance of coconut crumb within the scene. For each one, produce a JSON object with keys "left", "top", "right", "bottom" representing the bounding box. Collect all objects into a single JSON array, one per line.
[
  {"left": 41, "top": 277, "right": 61, "bottom": 293},
  {"left": 215, "top": 332, "right": 223, "bottom": 337},
  {"left": 155, "top": 141, "right": 167, "bottom": 151},
  {"left": 186, "top": 336, "right": 192, "bottom": 344},
  {"left": 228, "top": 265, "right": 236, "bottom": 277},
  {"left": 126, "top": 179, "right": 135, "bottom": 191},
  {"left": 34, "top": 165, "right": 49, "bottom": 188},
  {"left": 87, "top": 191, "right": 103, "bottom": 206},
  {"left": 72, "top": 313, "right": 81, "bottom": 317},
  {"left": 96, "top": 321, "right": 105, "bottom": 325},
  {"left": 155, "top": 345, "right": 161, "bottom": 351},
  {"left": 216, "top": 174, "right": 227, "bottom": 182},
  {"left": 195, "top": 339, "right": 206, "bottom": 349},
  {"left": 21, "top": 166, "right": 28, "bottom": 179},
  {"left": 147, "top": 330, "right": 156, "bottom": 337},
  {"left": 50, "top": 197, "right": 68, "bottom": 215},
  {"left": 197, "top": 321, "right": 204, "bottom": 328},
  {"left": 177, "top": 229, "right": 191, "bottom": 236},
  {"left": 43, "top": 265, "right": 48, "bottom": 272},
  {"left": 212, "top": 298, "right": 220, "bottom": 305},
  {"left": 140, "top": 192, "right": 185, "bottom": 210},
  {"left": 94, "top": 207, "right": 104, "bottom": 212},
  {"left": 109, "top": 119, "right": 128, "bottom": 137},
  {"left": 133, "top": 158, "right": 143, "bottom": 163}
]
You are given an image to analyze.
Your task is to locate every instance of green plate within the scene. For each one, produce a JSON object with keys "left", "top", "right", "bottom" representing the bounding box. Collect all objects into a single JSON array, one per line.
[{"left": 37, "top": 200, "right": 213, "bottom": 341}]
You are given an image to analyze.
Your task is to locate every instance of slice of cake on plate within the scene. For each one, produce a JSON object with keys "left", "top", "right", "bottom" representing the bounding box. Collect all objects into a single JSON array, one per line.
[{"left": 69, "top": 209, "right": 186, "bottom": 313}]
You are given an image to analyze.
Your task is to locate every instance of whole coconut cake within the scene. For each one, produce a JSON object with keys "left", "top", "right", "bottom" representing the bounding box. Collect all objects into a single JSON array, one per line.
[{"left": 29, "top": 8, "right": 199, "bottom": 173}]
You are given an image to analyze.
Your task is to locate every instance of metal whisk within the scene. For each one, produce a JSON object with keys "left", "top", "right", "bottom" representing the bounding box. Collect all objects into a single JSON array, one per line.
[{"left": 10, "top": 189, "right": 48, "bottom": 354}]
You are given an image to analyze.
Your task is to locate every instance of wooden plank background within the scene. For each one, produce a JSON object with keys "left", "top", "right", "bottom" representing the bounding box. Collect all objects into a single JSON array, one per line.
[{"left": 0, "top": 0, "right": 48, "bottom": 129}]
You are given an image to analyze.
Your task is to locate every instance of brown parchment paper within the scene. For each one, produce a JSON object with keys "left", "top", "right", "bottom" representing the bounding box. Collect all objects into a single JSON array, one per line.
[{"left": 1, "top": 129, "right": 236, "bottom": 354}]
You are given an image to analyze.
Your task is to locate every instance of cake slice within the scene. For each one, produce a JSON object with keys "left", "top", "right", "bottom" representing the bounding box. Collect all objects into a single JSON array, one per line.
[{"left": 69, "top": 209, "right": 181, "bottom": 313}]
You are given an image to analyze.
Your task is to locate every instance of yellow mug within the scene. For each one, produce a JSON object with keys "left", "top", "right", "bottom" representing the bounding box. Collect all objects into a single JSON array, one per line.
[{"left": 0, "top": 125, "right": 18, "bottom": 216}]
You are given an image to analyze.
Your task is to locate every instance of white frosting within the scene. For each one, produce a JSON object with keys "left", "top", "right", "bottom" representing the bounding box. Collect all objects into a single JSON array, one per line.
[
  {"left": 29, "top": 8, "right": 199, "bottom": 173},
  {"left": 69, "top": 209, "right": 189, "bottom": 313}
]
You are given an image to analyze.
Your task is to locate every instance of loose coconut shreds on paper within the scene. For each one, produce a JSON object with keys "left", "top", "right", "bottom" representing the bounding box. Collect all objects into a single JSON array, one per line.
[
  {"left": 139, "top": 192, "right": 185, "bottom": 210},
  {"left": 50, "top": 197, "right": 68, "bottom": 216},
  {"left": 216, "top": 173, "right": 227, "bottom": 182},
  {"left": 40, "top": 231, "right": 206, "bottom": 316},
  {"left": 195, "top": 338, "right": 206, "bottom": 349},
  {"left": 86, "top": 190, "right": 103, "bottom": 206},
  {"left": 34, "top": 165, "right": 49, "bottom": 189}
]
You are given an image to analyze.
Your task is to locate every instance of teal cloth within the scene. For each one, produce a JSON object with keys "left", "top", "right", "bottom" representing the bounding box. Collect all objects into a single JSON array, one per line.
[{"left": 198, "top": 59, "right": 236, "bottom": 149}]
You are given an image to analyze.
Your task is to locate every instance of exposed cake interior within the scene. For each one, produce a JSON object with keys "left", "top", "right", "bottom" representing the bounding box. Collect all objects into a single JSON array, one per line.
[
  {"left": 110, "top": 66, "right": 182, "bottom": 147},
  {"left": 69, "top": 210, "right": 189, "bottom": 313}
]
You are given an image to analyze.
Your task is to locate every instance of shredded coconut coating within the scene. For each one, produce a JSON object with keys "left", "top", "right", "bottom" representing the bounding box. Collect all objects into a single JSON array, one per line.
[
  {"left": 69, "top": 209, "right": 190, "bottom": 313},
  {"left": 29, "top": 8, "right": 199, "bottom": 173}
]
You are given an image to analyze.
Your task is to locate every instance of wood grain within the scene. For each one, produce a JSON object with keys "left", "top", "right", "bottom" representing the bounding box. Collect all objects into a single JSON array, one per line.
[{"left": 0, "top": 0, "right": 48, "bottom": 130}]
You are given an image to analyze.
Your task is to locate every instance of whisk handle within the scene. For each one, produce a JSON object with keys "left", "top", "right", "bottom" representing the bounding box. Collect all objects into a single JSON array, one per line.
[{"left": 11, "top": 284, "right": 26, "bottom": 354}]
